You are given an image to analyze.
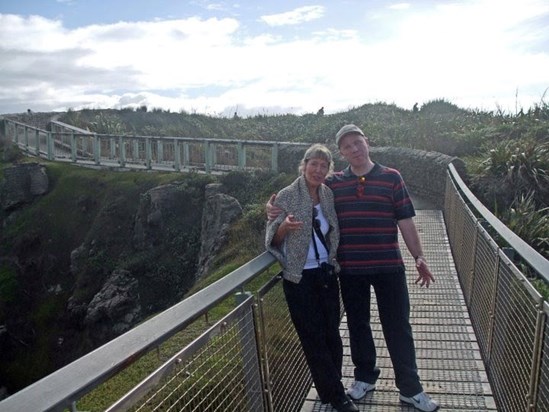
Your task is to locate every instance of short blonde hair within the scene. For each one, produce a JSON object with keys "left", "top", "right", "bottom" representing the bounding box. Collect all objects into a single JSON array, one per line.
[{"left": 298, "top": 143, "right": 334, "bottom": 175}]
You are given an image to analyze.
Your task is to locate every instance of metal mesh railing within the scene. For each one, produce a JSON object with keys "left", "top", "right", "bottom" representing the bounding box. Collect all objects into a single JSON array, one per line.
[
  {"left": 489, "top": 254, "right": 542, "bottom": 411},
  {"left": 256, "top": 275, "right": 312, "bottom": 412},
  {"left": 103, "top": 273, "right": 311, "bottom": 412},
  {"left": 470, "top": 225, "right": 499, "bottom": 359},
  {"left": 445, "top": 165, "right": 549, "bottom": 411},
  {"left": 109, "top": 296, "right": 264, "bottom": 412}
]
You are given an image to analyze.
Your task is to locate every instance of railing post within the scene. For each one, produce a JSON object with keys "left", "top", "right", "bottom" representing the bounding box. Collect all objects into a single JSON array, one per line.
[
  {"left": 71, "top": 132, "right": 77, "bottom": 162},
  {"left": 14, "top": 123, "right": 19, "bottom": 144},
  {"left": 255, "top": 290, "right": 274, "bottom": 412},
  {"left": 527, "top": 301, "right": 546, "bottom": 410},
  {"left": 234, "top": 292, "right": 265, "bottom": 412},
  {"left": 47, "top": 131, "right": 54, "bottom": 160},
  {"left": 94, "top": 134, "right": 101, "bottom": 165},
  {"left": 271, "top": 143, "right": 278, "bottom": 173},
  {"left": 132, "top": 138, "right": 139, "bottom": 162},
  {"left": 119, "top": 136, "right": 126, "bottom": 167},
  {"left": 174, "top": 139, "right": 181, "bottom": 171},
  {"left": 0, "top": 118, "right": 5, "bottom": 140},
  {"left": 237, "top": 142, "right": 245, "bottom": 170},
  {"left": 145, "top": 137, "right": 152, "bottom": 169},
  {"left": 34, "top": 129, "right": 40, "bottom": 156},
  {"left": 24, "top": 126, "right": 29, "bottom": 152},
  {"left": 157, "top": 139, "right": 163, "bottom": 164},
  {"left": 183, "top": 142, "right": 190, "bottom": 168},
  {"left": 110, "top": 136, "right": 116, "bottom": 160},
  {"left": 204, "top": 140, "right": 211, "bottom": 173},
  {"left": 82, "top": 134, "right": 89, "bottom": 157}
]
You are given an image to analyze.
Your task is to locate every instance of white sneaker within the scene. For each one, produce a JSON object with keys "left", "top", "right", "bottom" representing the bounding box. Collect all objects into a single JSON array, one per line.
[
  {"left": 345, "top": 380, "right": 376, "bottom": 400},
  {"left": 399, "top": 391, "right": 439, "bottom": 412}
]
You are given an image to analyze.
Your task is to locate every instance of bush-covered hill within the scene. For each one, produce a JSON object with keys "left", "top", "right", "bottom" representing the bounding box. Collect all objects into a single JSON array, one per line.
[{"left": 55, "top": 99, "right": 549, "bottom": 259}]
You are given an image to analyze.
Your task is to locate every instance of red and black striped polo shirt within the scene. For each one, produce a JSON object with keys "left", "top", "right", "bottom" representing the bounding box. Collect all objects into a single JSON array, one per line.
[{"left": 326, "top": 163, "right": 415, "bottom": 275}]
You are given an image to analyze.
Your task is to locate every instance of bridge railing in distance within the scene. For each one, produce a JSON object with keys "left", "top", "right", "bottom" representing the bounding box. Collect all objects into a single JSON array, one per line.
[
  {"left": 445, "top": 163, "right": 549, "bottom": 411},
  {"left": 0, "top": 252, "right": 315, "bottom": 412},
  {"left": 3, "top": 118, "right": 52, "bottom": 158},
  {"left": 4, "top": 118, "right": 310, "bottom": 174}
]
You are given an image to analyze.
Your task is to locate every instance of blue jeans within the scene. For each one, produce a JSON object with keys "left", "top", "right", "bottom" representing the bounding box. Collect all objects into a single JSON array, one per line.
[
  {"left": 339, "top": 271, "right": 423, "bottom": 397},
  {"left": 283, "top": 268, "right": 344, "bottom": 403}
]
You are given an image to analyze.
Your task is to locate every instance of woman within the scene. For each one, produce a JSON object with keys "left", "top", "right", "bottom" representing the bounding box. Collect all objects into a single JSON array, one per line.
[{"left": 265, "top": 144, "right": 358, "bottom": 412}]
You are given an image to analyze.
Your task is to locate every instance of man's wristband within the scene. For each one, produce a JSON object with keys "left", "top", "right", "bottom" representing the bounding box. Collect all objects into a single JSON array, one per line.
[{"left": 414, "top": 255, "right": 425, "bottom": 262}]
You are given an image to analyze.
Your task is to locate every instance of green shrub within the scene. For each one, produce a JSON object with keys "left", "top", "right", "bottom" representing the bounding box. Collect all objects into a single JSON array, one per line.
[{"left": 502, "top": 193, "right": 549, "bottom": 259}]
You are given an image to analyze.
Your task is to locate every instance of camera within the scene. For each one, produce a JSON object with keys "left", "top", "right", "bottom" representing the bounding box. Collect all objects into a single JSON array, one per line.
[{"left": 320, "top": 262, "right": 335, "bottom": 277}]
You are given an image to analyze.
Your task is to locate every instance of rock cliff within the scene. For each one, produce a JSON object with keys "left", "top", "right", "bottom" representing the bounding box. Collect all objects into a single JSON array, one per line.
[{"left": 0, "top": 162, "right": 243, "bottom": 394}]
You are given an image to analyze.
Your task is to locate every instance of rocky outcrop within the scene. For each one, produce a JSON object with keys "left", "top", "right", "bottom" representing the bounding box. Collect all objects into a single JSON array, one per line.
[
  {"left": 84, "top": 269, "right": 141, "bottom": 345},
  {"left": 196, "top": 183, "right": 242, "bottom": 280},
  {"left": 63, "top": 181, "right": 241, "bottom": 346},
  {"left": 0, "top": 163, "right": 49, "bottom": 210},
  {"left": 133, "top": 182, "right": 188, "bottom": 250}
]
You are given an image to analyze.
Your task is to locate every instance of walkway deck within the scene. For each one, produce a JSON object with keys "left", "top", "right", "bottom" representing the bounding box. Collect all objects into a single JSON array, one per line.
[{"left": 302, "top": 210, "right": 498, "bottom": 411}]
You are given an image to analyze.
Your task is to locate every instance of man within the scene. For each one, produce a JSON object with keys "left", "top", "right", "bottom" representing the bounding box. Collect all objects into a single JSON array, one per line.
[{"left": 267, "top": 124, "right": 439, "bottom": 412}]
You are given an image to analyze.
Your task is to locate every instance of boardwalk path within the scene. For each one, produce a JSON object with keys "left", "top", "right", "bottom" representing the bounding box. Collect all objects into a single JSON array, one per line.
[{"left": 303, "top": 210, "right": 497, "bottom": 411}]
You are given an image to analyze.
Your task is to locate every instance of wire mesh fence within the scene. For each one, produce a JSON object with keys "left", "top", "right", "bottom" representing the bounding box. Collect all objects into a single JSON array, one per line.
[
  {"left": 256, "top": 275, "right": 312, "bottom": 412},
  {"left": 104, "top": 274, "right": 312, "bottom": 412},
  {"left": 445, "top": 170, "right": 549, "bottom": 411},
  {"left": 113, "top": 297, "right": 264, "bottom": 412}
]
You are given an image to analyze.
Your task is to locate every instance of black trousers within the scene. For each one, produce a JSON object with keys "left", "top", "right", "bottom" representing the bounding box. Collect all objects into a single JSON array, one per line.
[
  {"left": 339, "top": 271, "right": 423, "bottom": 397},
  {"left": 283, "top": 268, "right": 344, "bottom": 403}
]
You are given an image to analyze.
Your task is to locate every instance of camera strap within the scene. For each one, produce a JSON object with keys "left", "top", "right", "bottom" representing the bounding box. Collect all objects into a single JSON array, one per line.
[{"left": 312, "top": 209, "right": 329, "bottom": 267}]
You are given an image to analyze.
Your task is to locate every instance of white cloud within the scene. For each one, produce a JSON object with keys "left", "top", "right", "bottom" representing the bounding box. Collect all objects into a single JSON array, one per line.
[
  {"left": 260, "top": 5, "right": 325, "bottom": 27},
  {"left": 0, "top": 0, "right": 548, "bottom": 116},
  {"left": 389, "top": 3, "right": 411, "bottom": 11}
]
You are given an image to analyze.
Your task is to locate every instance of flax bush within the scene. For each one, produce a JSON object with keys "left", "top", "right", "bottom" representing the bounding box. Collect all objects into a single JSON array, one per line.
[{"left": 503, "top": 193, "right": 549, "bottom": 260}]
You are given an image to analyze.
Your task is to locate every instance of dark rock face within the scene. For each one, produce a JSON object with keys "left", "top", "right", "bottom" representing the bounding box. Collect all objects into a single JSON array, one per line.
[
  {"left": 63, "top": 180, "right": 241, "bottom": 346},
  {"left": 196, "top": 183, "right": 243, "bottom": 280},
  {"left": 0, "top": 163, "right": 49, "bottom": 210},
  {"left": 84, "top": 269, "right": 141, "bottom": 345},
  {"left": 0, "top": 168, "right": 223, "bottom": 393},
  {"left": 133, "top": 183, "right": 187, "bottom": 250}
]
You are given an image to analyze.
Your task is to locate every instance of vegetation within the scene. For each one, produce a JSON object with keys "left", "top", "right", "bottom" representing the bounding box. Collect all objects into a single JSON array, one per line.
[{"left": 56, "top": 98, "right": 549, "bottom": 258}]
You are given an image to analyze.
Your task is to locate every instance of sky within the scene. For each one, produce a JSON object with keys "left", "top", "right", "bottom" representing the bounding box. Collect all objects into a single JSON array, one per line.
[{"left": 1, "top": 0, "right": 548, "bottom": 117}]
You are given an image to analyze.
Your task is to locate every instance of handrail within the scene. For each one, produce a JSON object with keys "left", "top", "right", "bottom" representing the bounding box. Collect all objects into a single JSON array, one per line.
[
  {"left": 447, "top": 163, "right": 549, "bottom": 283},
  {"left": 0, "top": 252, "right": 278, "bottom": 412}
]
